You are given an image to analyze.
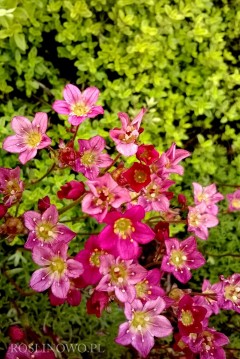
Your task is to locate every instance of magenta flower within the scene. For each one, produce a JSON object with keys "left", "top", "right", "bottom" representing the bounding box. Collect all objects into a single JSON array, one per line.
[
  {"left": 226, "top": 189, "right": 240, "bottom": 212},
  {"left": 82, "top": 173, "right": 131, "bottom": 222},
  {"left": 75, "top": 235, "right": 118, "bottom": 286},
  {"left": 115, "top": 297, "right": 172, "bottom": 358},
  {"left": 218, "top": 273, "right": 240, "bottom": 313},
  {"left": 24, "top": 204, "right": 76, "bottom": 249},
  {"left": 192, "top": 182, "right": 224, "bottom": 215},
  {"left": 0, "top": 167, "right": 24, "bottom": 207},
  {"left": 138, "top": 174, "right": 174, "bottom": 212},
  {"left": 134, "top": 268, "right": 165, "bottom": 302},
  {"left": 74, "top": 136, "right": 113, "bottom": 179},
  {"left": 154, "top": 143, "right": 190, "bottom": 178},
  {"left": 187, "top": 203, "right": 218, "bottom": 240},
  {"left": 5, "top": 343, "right": 56, "bottom": 359},
  {"left": 109, "top": 108, "right": 146, "bottom": 156},
  {"left": 98, "top": 205, "right": 155, "bottom": 260},
  {"left": 52, "top": 84, "right": 104, "bottom": 126},
  {"left": 96, "top": 254, "right": 147, "bottom": 303},
  {"left": 57, "top": 180, "right": 85, "bottom": 200},
  {"left": 3, "top": 113, "right": 51, "bottom": 164},
  {"left": 182, "top": 327, "right": 229, "bottom": 359},
  {"left": 30, "top": 242, "right": 83, "bottom": 298},
  {"left": 161, "top": 236, "right": 206, "bottom": 283}
]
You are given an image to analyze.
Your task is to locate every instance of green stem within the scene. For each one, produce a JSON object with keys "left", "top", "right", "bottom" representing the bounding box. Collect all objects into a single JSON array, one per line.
[
  {"left": 58, "top": 196, "right": 83, "bottom": 215},
  {"left": 29, "top": 162, "right": 56, "bottom": 186}
]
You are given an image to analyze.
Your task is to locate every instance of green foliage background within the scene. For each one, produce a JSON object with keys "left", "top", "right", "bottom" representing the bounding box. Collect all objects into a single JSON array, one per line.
[{"left": 0, "top": 0, "right": 240, "bottom": 357}]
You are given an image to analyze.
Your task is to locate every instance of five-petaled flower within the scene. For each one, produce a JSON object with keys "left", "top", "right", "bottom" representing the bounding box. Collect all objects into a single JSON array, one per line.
[
  {"left": 0, "top": 167, "right": 24, "bottom": 207},
  {"left": 30, "top": 242, "right": 83, "bottom": 298},
  {"left": 3, "top": 112, "right": 51, "bottom": 164},
  {"left": 52, "top": 84, "right": 104, "bottom": 126}
]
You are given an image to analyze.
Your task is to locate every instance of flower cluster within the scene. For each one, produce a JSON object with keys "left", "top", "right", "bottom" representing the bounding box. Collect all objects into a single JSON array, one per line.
[{"left": 2, "top": 83, "right": 240, "bottom": 359}]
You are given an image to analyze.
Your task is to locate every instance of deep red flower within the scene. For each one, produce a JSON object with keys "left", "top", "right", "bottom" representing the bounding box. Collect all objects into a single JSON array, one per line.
[
  {"left": 57, "top": 140, "right": 78, "bottom": 168},
  {"left": 57, "top": 180, "right": 85, "bottom": 200},
  {"left": 0, "top": 204, "right": 7, "bottom": 218},
  {"left": 122, "top": 162, "right": 151, "bottom": 192},
  {"left": 154, "top": 221, "right": 169, "bottom": 242},
  {"left": 86, "top": 290, "right": 109, "bottom": 318},
  {"left": 38, "top": 196, "right": 51, "bottom": 213},
  {"left": 8, "top": 325, "right": 25, "bottom": 342},
  {"left": 177, "top": 295, "right": 207, "bottom": 336},
  {"left": 136, "top": 144, "right": 159, "bottom": 165}
]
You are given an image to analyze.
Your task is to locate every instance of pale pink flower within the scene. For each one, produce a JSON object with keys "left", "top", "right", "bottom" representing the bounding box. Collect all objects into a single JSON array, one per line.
[
  {"left": 161, "top": 236, "right": 206, "bottom": 283},
  {"left": 193, "top": 182, "right": 224, "bottom": 215},
  {"left": 96, "top": 254, "right": 147, "bottom": 303},
  {"left": 3, "top": 113, "right": 51, "bottom": 164},
  {"left": 138, "top": 174, "right": 174, "bottom": 212},
  {"left": 98, "top": 205, "right": 155, "bottom": 260},
  {"left": 134, "top": 268, "right": 165, "bottom": 302},
  {"left": 115, "top": 297, "right": 172, "bottom": 358},
  {"left": 187, "top": 203, "right": 218, "bottom": 240},
  {"left": 30, "top": 242, "right": 83, "bottom": 298},
  {"left": 193, "top": 279, "right": 222, "bottom": 316},
  {"left": 82, "top": 173, "right": 131, "bottom": 222},
  {"left": 218, "top": 273, "right": 240, "bottom": 313},
  {"left": 24, "top": 204, "right": 76, "bottom": 249},
  {"left": 109, "top": 108, "right": 146, "bottom": 156},
  {"left": 154, "top": 143, "right": 190, "bottom": 178},
  {"left": 0, "top": 167, "right": 24, "bottom": 207},
  {"left": 74, "top": 136, "right": 113, "bottom": 179},
  {"left": 226, "top": 189, "right": 240, "bottom": 212},
  {"left": 52, "top": 84, "right": 104, "bottom": 126}
]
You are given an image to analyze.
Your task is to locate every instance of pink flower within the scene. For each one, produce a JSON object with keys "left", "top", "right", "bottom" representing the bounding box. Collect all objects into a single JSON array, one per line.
[
  {"left": 52, "top": 84, "right": 104, "bottom": 126},
  {"left": 218, "top": 273, "right": 240, "bottom": 313},
  {"left": 109, "top": 108, "right": 146, "bottom": 156},
  {"left": 134, "top": 268, "right": 165, "bottom": 301},
  {"left": 49, "top": 278, "right": 82, "bottom": 306},
  {"left": 75, "top": 235, "right": 118, "bottom": 286},
  {"left": 154, "top": 143, "right": 190, "bottom": 178},
  {"left": 98, "top": 205, "right": 155, "bottom": 260},
  {"left": 30, "top": 242, "right": 83, "bottom": 298},
  {"left": 24, "top": 204, "right": 76, "bottom": 249},
  {"left": 96, "top": 254, "right": 147, "bottom": 303},
  {"left": 115, "top": 297, "right": 172, "bottom": 358},
  {"left": 5, "top": 343, "right": 56, "bottom": 359},
  {"left": 187, "top": 203, "right": 218, "bottom": 240},
  {"left": 82, "top": 173, "right": 131, "bottom": 222},
  {"left": 161, "top": 236, "right": 206, "bottom": 283},
  {"left": 74, "top": 136, "right": 113, "bottom": 179},
  {"left": 226, "top": 189, "right": 240, "bottom": 212},
  {"left": 57, "top": 180, "right": 85, "bottom": 200},
  {"left": 3, "top": 113, "right": 51, "bottom": 164},
  {"left": 0, "top": 167, "right": 24, "bottom": 207},
  {"left": 193, "top": 279, "right": 222, "bottom": 316},
  {"left": 192, "top": 182, "right": 224, "bottom": 215},
  {"left": 138, "top": 174, "right": 174, "bottom": 212},
  {"left": 182, "top": 327, "right": 229, "bottom": 359}
]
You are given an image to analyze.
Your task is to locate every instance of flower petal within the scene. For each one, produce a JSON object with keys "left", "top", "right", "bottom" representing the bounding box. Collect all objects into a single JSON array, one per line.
[
  {"left": 32, "top": 112, "right": 48, "bottom": 133},
  {"left": 30, "top": 268, "right": 53, "bottom": 292},
  {"left": 52, "top": 100, "right": 70, "bottom": 115},
  {"left": 82, "top": 87, "right": 100, "bottom": 106},
  {"left": 63, "top": 84, "right": 82, "bottom": 104}
]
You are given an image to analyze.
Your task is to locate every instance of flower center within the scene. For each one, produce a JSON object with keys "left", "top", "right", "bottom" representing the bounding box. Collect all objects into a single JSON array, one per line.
[
  {"left": 135, "top": 280, "right": 149, "bottom": 299},
  {"left": 134, "top": 170, "right": 147, "bottom": 183},
  {"left": 232, "top": 198, "right": 240, "bottom": 209},
  {"left": 180, "top": 310, "right": 194, "bottom": 326},
  {"left": 95, "top": 187, "right": 114, "bottom": 206},
  {"left": 4, "top": 179, "right": 22, "bottom": 202},
  {"left": 89, "top": 249, "right": 104, "bottom": 267},
  {"left": 36, "top": 221, "right": 56, "bottom": 242},
  {"left": 113, "top": 218, "right": 134, "bottom": 239},
  {"left": 224, "top": 284, "right": 240, "bottom": 303},
  {"left": 146, "top": 183, "right": 159, "bottom": 200},
  {"left": 50, "top": 257, "right": 66, "bottom": 275},
  {"left": 170, "top": 249, "right": 187, "bottom": 267},
  {"left": 110, "top": 264, "right": 128, "bottom": 285},
  {"left": 26, "top": 131, "right": 42, "bottom": 148},
  {"left": 188, "top": 211, "right": 200, "bottom": 226},
  {"left": 71, "top": 103, "right": 89, "bottom": 117},
  {"left": 131, "top": 311, "right": 149, "bottom": 331},
  {"left": 81, "top": 151, "right": 96, "bottom": 166}
]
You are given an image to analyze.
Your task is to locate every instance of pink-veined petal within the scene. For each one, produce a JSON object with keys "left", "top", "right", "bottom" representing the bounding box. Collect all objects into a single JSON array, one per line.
[
  {"left": 19, "top": 148, "right": 38, "bottom": 164},
  {"left": 63, "top": 84, "right": 82, "bottom": 104},
  {"left": 32, "top": 112, "right": 48, "bottom": 133},
  {"left": 52, "top": 100, "right": 70, "bottom": 115},
  {"left": 30, "top": 268, "right": 53, "bottom": 292},
  {"left": 82, "top": 87, "right": 100, "bottom": 106}
]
